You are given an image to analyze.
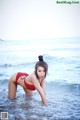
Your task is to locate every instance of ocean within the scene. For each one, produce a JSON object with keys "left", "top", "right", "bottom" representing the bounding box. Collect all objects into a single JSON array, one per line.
[{"left": 0, "top": 37, "right": 80, "bottom": 120}]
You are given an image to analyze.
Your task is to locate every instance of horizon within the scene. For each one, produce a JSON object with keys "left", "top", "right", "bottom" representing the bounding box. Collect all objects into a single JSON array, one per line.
[{"left": 0, "top": 36, "right": 80, "bottom": 41}]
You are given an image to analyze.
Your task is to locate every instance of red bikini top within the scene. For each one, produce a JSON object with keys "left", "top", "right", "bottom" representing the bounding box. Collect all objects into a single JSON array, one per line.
[{"left": 24, "top": 78, "right": 36, "bottom": 90}]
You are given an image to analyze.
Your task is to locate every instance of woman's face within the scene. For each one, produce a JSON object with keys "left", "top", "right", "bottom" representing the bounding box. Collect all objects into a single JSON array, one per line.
[{"left": 36, "top": 66, "right": 45, "bottom": 80}]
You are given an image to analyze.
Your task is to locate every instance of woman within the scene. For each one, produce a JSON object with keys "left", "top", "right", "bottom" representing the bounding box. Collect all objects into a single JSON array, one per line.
[{"left": 8, "top": 55, "right": 48, "bottom": 106}]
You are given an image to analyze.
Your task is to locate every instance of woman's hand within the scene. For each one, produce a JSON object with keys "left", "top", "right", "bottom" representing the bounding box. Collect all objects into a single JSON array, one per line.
[{"left": 31, "top": 74, "right": 48, "bottom": 106}]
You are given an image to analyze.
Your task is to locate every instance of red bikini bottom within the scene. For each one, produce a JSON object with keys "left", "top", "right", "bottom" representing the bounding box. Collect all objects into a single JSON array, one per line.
[{"left": 16, "top": 72, "right": 35, "bottom": 90}]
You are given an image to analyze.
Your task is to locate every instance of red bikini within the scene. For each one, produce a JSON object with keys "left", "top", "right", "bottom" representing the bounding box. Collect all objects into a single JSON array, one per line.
[{"left": 16, "top": 72, "right": 36, "bottom": 90}]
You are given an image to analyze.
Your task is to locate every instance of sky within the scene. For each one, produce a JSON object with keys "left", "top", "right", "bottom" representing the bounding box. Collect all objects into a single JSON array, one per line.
[{"left": 0, "top": 0, "right": 80, "bottom": 40}]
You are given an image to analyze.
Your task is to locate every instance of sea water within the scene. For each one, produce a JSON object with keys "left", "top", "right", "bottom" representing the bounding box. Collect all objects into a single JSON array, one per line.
[{"left": 0, "top": 37, "right": 80, "bottom": 120}]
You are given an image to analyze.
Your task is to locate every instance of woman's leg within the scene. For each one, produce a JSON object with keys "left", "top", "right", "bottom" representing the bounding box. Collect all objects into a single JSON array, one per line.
[
  {"left": 23, "top": 88, "right": 33, "bottom": 96},
  {"left": 8, "top": 73, "right": 33, "bottom": 99},
  {"left": 8, "top": 74, "right": 17, "bottom": 99}
]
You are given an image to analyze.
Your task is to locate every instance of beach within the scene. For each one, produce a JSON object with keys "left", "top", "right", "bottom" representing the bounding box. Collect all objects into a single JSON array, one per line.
[{"left": 0, "top": 38, "right": 80, "bottom": 120}]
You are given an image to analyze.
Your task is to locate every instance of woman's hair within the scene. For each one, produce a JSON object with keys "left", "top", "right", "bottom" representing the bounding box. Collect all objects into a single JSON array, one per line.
[{"left": 35, "top": 55, "right": 48, "bottom": 78}]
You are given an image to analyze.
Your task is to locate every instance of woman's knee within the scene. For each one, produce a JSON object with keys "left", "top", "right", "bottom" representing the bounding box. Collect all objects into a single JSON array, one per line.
[{"left": 8, "top": 95, "right": 16, "bottom": 100}]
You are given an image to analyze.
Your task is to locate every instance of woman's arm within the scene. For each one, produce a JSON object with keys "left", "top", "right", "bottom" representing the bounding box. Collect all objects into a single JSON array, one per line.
[
  {"left": 32, "top": 75, "right": 48, "bottom": 106},
  {"left": 41, "top": 79, "right": 46, "bottom": 96}
]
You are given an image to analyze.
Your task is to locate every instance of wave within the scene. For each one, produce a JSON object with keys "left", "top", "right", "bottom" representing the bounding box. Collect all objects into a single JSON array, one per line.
[
  {"left": 0, "top": 79, "right": 80, "bottom": 96},
  {"left": 44, "top": 54, "right": 63, "bottom": 62},
  {"left": 0, "top": 73, "right": 4, "bottom": 76},
  {"left": 0, "top": 55, "right": 63, "bottom": 68},
  {"left": 1, "top": 54, "right": 79, "bottom": 69},
  {"left": 0, "top": 64, "right": 12, "bottom": 67},
  {"left": 0, "top": 62, "right": 36, "bottom": 68},
  {"left": 46, "top": 81, "right": 80, "bottom": 95},
  {"left": 49, "top": 47, "right": 80, "bottom": 51}
]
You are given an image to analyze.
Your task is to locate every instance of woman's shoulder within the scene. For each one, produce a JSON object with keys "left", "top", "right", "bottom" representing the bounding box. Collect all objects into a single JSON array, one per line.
[
  {"left": 30, "top": 72, "right": 38, "bottom": 82},
  {"left": 26, "top": 72, "right": 36, "bottom": 82},
  {"left": 30, "top": 72, "right": 36, "bottom": 78}
]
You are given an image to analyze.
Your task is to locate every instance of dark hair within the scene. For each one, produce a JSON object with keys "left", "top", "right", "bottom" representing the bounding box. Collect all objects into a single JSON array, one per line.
[{"left": 35, "top": 55, "right": 48, "bottom": 78}]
